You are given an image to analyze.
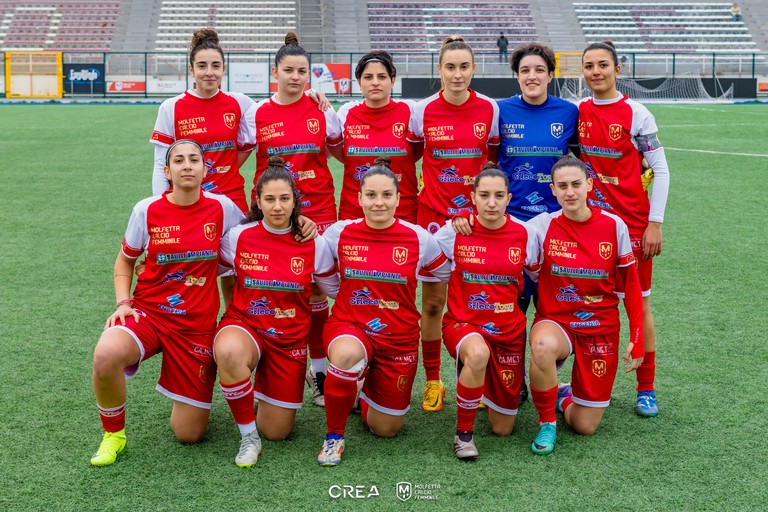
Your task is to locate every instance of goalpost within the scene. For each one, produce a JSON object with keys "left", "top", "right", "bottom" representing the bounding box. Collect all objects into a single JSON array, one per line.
[
  {"left": 5, "top": 52, "right": 63, "bottom": 99},
  {"left": 554, "top": 51, "right": 734, "bottom": 103}
]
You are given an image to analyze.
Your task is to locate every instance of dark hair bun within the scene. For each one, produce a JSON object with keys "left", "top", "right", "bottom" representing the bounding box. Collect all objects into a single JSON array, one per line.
[
  {"left": 267, "top": 156, "right": 286, "bottom": 168},
  {"left": 191, "top": 28, "right": 219, "bottom": 49},
  {"left": 373, "top": 156, "right": 391, "bottom": 168},
  {"left": 601, "top": 40, "right": 616, "bottom": 49},
  {"left": 285, "top": 31, "right": 299, "bottom": 46}
]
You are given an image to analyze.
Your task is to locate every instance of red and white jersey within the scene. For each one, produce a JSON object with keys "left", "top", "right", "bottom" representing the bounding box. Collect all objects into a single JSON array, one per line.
[
  {"left": 322, "top": 219, "right": 449, "bottom": 350},
  {"left": 530, "top": 208, "right": 635, "bottom": 335},
  {"left": 150, "top": 90, "right": 253, "bottom": 203},
  {"left": 578, "top": 95, "right": 661, "bottom": 232},
  {"left": 220, "top": 221, "right": 336, "bottom": 345},
  {"left": 244, "top": 94, "right": 343, "bottom": 224},
  {"left": 435, "top": 216, "right": 540, "bottom": 335},
  {"left": 121, "top": 192, "right": 244, "bottom": 333},
  {"left": 336, "top": 99, "right": 419, "bottom": 222},
  {"left": 409, "top": 89, "right": 500, "bottom": 216}
]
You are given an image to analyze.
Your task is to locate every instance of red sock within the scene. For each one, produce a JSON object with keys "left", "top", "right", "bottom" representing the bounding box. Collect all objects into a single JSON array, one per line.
[
  {"left": 308, "top": 300, "right": 329, "bottom": 360},
  {"left": 560, "top": 396, "right": 574, "bottom": 415},
  {"left": 421, "top": 338, "right": 442, "bottom": 381},
  {"left": 360, "top": 399, "right": 370, "bottom": 426},
  {"left": 636, "top": 351, "right": 656, "bottom": 392},
  {"left": 531, "top": 385, "right": 558, "bottom": 424},
  {"left": 456, "top": 381, "right": 483, "bottom": 432},
  {"left": 325, "top": 364, "right": 358, "bottom": 435},
  {"left": 221, "top": 377, "right": 255, "bottom": 426},
  {"left": 98, "top": 403, "right": 126, "bottom": 433}
]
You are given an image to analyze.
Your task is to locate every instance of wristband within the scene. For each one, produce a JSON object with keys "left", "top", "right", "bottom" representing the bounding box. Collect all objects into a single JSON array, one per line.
[{"left": 116, "top": 299, "right": 133, "bottom": 309}]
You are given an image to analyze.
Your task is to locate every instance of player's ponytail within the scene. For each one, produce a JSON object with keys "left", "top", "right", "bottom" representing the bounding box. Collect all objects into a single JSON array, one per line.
[
  {"left": 439, "top": 35, "right": 474, "bottom": 65},
  {"left": 276, "top": 31, "right": 309, "bottom": 67},
  {"left": 474, "top": 162, "right": 509, "bottom": 192},
  {"left": 582, "top": 40, "right": 619, "bottom": 67},
  {"left": 189, "top": 28, "right": 224, "bottom": 66},
  {"left": 245, "top": 156, "right": 303, "bottom": 237},
  {"left": 360, "top": 156, "right": 399, "bottom": 193}
]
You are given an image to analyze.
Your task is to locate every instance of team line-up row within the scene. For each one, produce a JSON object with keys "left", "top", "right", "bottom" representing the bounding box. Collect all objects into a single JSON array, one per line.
[{"left": 88, "top": 28, "right": 670, "bottom": 467}]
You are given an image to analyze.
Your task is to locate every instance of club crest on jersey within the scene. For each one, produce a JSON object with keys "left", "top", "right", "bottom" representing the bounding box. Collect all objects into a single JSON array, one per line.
[
  {"left": 501, "top": 369, "right": 514, "bottom": 388},
  {"left": 223, "top": 112, "right": 236, "bottom": 129},
  {"left": 397, "top": 374, "right": 408, "bottom": 391},
  {"left": 608, "top": 124, "right": 623, "bottom": 141},
  {"left": 203, "top": 223, "right": 217, "bottom": 241},
  {"left": 307, "top": 118, "right": 320, "bottom": 135},
  {"left": 392, "top": 122, "right": 406, "bottom": 138},
  {"left": 508, "top": 247, "right": 521, "bottom": 265},
  {"left": 551, "top": 123, "right": 564, "bottom": 139},
  {"left": 599, "top": 242, "right": 613, "bottom": 260},
  {"left": 291, "top": 257, "right": 305, "bottom": 275},
  {"left": 473, "top": 123, "right": 486, "bottom": 140},
  {"left": 592, "top": 359, "right": 607, "bottom": 378},
  {"left": 392, "top": 247, "right": 408, "bottom": 266}
]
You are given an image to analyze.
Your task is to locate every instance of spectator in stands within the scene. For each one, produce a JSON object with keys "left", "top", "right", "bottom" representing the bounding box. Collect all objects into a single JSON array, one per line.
[
  {"left": 497, "top": 32, "right": 509, "bottom": 63},
  {"left": 336, "top": 50, "right": 421, "bottom": 223},
  {"left": 579, "top": 40, "right": 670, "bottom": 419},
  {"left": 409, "top": 36, "right": 499, "bottom": 414},
  {"left": 730, "top": 3, "right": 742, "bottom": 21}
]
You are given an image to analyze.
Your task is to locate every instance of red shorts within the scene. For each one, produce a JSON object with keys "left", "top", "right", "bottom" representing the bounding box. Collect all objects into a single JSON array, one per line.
[
  {"left": 324, "top": 316, "right": 418, "bottom": 416},
  {"left": 533, "top": 319, "right": 620, "bottom": 408},
  {"left": 615, "top": 232, "right": 653, "bottom": 296},
  {"left": 215, "top": 315, "right": 307, "bottom": 409},
  {"left": 443, "top": 319, "right": 526, "bottom": 415},
  {"left": 111, "top": 309, "right": 216, "bottom": 409}
]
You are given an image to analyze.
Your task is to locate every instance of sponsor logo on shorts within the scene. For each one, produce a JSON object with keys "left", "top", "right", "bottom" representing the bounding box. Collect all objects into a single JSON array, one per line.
[
  {"left": 261, "top": 327, "right": 283, "bottom": 338},
  {"left": 570, "top": 310, "right": 600, "bottom": 328},
  {"left": 592, "top": 358, "right": 607, "bottom": 377},
  {"left": 397, "top": 374, "right": 409, "bottom": 391},
  {"left": 588, "top": 343, "right": 613, "bottom": 355},
  {"left": 500, "top": 369, "right": 515, "bottom": 387},
  {"left": 366, "top": 318, "right": 387, "bottom": 333},
  {"left": 192, "top": 344, "right": 213, "bottom": 358},
  {"left": 479, "top": 322, "right": 501, "bottom": 336},
  {"left": 199, "top": 365, "right": 209, "bottom": 383},
  {"left": 497, "top": 350, "right": 524, "bottom": 365}
]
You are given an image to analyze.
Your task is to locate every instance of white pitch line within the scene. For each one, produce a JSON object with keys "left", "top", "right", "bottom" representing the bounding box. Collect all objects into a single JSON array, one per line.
[
  {"left": 665, "top": 147, "right": 768, "bottom": 158},
  {"left": 657, "top": 105, "right": 768, "bottom": 116},
  {"left": 661, "top": 122, "right": 763, "bottom": 128}
]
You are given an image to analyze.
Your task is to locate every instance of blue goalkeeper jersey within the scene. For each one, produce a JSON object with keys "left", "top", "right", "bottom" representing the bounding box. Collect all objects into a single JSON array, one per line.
[{"left": 497, "top": 95, "right": 578, "bottom": 220}]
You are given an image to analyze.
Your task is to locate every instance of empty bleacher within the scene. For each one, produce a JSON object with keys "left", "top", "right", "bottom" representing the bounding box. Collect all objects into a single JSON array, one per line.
[
  {"left": 367, "top": 1, "right": 537, "bottom": 55},
  {"left": 154, "top": 1, "right": 297, "bottom": 53},
  {"left": 574, "top": 2, "right": 759, "bottom": 54},
  {"left": 0, "top": 1, "right": 119, "bottom": 51}
]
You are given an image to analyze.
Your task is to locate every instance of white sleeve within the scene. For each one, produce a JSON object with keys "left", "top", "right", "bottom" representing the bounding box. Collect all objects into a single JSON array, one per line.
[
  {"left": 643, "top": 147, "right": 670, "bottom": 224},
  {"left": 320, "top": 220, "right": 349, "bottom": 260},
  {"left": 238, "top": 99, "right": 257, "bottom": 151},
  {"left": 312, "top": 236, "right": 340, "bottom": 298},
  {"left": 407, "top": 99, "right": 426, "bottom": 142},
  {"left": 419, "top": 229, "right": 451, "bottom": 283},
  {"left": 152, "top": 145, "right": 170, "bottom": 194},
  {"left": 489, "top": 99, "right": 500, "bottom": 144},
  {"left": 219, "top": 226, "right": 240, "bottom": 268},
  {"left": 433, "top": 222, "right": 457, "bottom": 262},
  {"left": 615, "top": 216, "right": 635, "bottom": 265},
  {"left": 523, "top": 221, "right": 542, "bottom": 282},
  {"left": 324, "top": 107, "right": 343, "bottom": 146},
  {"left": 121, "top": 199, "right": 152, "bottom": 258},
  {"left": 336, "top": 101, "right": 356, "bottom": 127}
]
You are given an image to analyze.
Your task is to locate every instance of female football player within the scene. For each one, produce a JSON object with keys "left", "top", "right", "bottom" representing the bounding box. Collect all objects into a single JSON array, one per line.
[
  {"left": 90, "top": 140, "right": 243, "bottom": 466},
  {"left": 409, "top": 36, "right": 499, "bottom": 412},
  {"left": 317, "top": 157, "right": 450, "bottom": 466},
  {"left": 579, "top": 41, "right": 670, "bottom": 417}
]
